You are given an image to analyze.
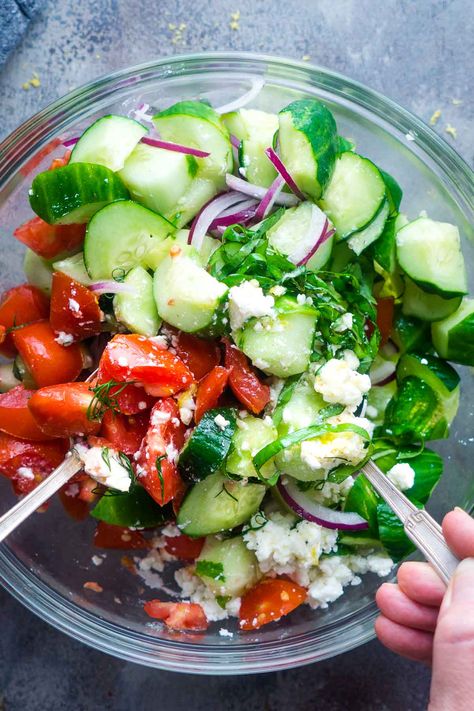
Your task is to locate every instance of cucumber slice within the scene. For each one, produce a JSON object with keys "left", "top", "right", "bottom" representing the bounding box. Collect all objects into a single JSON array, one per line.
[
  {"left": 153, "top": 101, "right": 233, "bottom": 186},
  {"left": 29, "top": 163, "right": 129, "bottom": 225},
  {"left": 319, "top": 152, "right": 386, "bottom": 239},
  {"left": 195, "top": 536, "right": 261, "bottom": 597},
  {"left": 392, "top": 312, "right": 431, "bottom": 354},
  {"left": 343, "top": 474, "right": 379, "bottom": 534},
  {"left": 383, "top": 376, "right": 449, "bottom": 441},
  {"left": 178, "top": 408, "right": 237, "bottom": 483},
  {"left": 70, "top": 115, "right": 147, "bottom": 172},
  {"left": 226, "top": 415, "right": 277, "bottom": 481},
  {"left": 91, "top": 484, "right": 171, "bottom": 528},
  {"left": 23, "top": 249, "right": 53, "bottom": 294},
  {"left": 367, "top": 379, "right": 397, "bottom": 426},
  {"left": 431, "top": 299, "right": 474, "bottom": 366},
  {"left": 153, "top": 252, "right": 227, "bottom": 334},
  {"left": 113, "top": 266, "right": 161, "bottom": 336},
  {"left": 177, "top": 471, "right": 265, "bottom": 537},
  {"left": 267, "top": 202, "right": 334, "bottom": 271},
  {"left": 347, "top": 200, "right": 389, "bottom": 255},
  {"left": 278, "top": 99, "right": 339, "bottom": 200},
  {"left": 237, "top": 297, "right": 317, "bottom": 378},
  {"left": 223, "top": 108, "right": 278, "bottom": 187},
  {"left": 396, "top": 217, "right": 467, "bottom": 298},
  {"left": 84, "top": 200, "right": 174, "bottom": 280},
  {"left": 53, "top": 252, "right": 92, "bottom": 285},
  {"left": 402, "top": 277, "right": 461, "bottom": 322},
  {"left": 119, "top": 142, "right": 196, "bottom": 224},
  {"left": 397, "top": 352, "right": 460, "bottom": 425}
]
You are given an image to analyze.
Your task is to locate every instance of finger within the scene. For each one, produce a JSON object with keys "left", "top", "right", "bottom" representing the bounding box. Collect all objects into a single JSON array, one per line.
[
  {"left": 397, "top": 561, "right": 446, "bottom": 607},
  {"left": 376, "top": 583, "right": 439, "bottom": 632},
  {"left": 375, "top": 614, "right": 433, "bottom": 664},
  {"left": 442, "top": 508, "right": 474, "bottom": 559}
]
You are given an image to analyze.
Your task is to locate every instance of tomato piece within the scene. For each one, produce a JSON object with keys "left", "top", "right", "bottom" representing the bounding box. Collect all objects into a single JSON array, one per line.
[
  {"left": 239, "top": 578, "right": 307, "bottom": 630},
  {"left": 94, "top": 521, "right": 149, "bottom": 550},
  {"left": 100, "top": 334, "right": 193, "bottom": 397},
  {"left": 59, "top": 478, "right": 92, "bottom": 520},
  {"left": 194, "top": 366, "right": 229, "bottom": 423},
  {"left": 96, "top": 360, "right": 156, "bottom": 416},
  {"left": 164, "top": 534, "right": 205, "bottom": 560},
  {"left": 0, "top": 284, "right": 50, "bottom": 357},
  {"left": 0, "top": 325, "right": 6, "bottom": 345},
  {"left": 143, "top": 601, "right": 208, "bottom": 630},
  {"left": 135, "top": 399, "right": 186, "bottom": 506},
  {"left": 172, "top": 331, "right": 221, "bottom": 380},
  {"left": 99, "top": 410, "right": 149, "bottom": 457},
  {"left": 14, "top": 217, "right": 86, "bottom": 260},
  {"left": 49, "top": 149, "right": 71, "bottom": 170},
  {"left": 376, "top": 297, "right": 395, "bottom": 347},
  {"left": 12, "top": 320, "right": 83, "bottom": 387},
  {"left": 27, "top": 382, "right": 100, "bottom": 438},
  {"left": 0, "top": 431, "right": 68, "bottom": 495},
  {"left": 223, "top": 338, "right": 270, "bottom": 415},
  {"left": 50, "top": 272, "right": 102, "bottom": 340},
  {"left": 19, "top": 137, "right": 63, "bottom": 176},
  {"left": 0, "top": 385, "right": 58, "bottom": 441}
]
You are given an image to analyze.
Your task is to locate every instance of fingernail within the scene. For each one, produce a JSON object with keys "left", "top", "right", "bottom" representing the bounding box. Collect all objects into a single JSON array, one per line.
[
  {"left": 451, "top": 557, "right": 474, "bottom": 605},
  {"left": 454, "top": 506, "right": 466, "bottom": 514}
]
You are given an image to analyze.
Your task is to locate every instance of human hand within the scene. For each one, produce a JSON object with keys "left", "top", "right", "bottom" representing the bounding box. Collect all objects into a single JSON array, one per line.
[{"left": 375, "top": 507, "right": 474, "bottom": 710}]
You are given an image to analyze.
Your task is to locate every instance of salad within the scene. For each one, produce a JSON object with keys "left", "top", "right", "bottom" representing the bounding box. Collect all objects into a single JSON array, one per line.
[{"left": 0, "top": 91, "right": 472, "bottom": 634}]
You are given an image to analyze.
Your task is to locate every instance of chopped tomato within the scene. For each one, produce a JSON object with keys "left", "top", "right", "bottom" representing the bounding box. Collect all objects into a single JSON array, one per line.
[
  {"left": 50, "top": 272, "right": 102, "bottom": 340},
  {"left": 99, "top": 334, "right": 193, "bottom": 397},
  {"left": 27, "top": 382, "right": 100, "bottom": 438},
  {"left": 0, "top": 284, "right": 50, "bottom": 357},
  {"left": 58, "top": 478, "right": 92, "bottom": 521},
  {"left": 172, "top": 331, "right": 221, "bottom": 380},
  {"left": 12, "top": 320, "right": 83, "bottom": 387},
  {"left": 0, "top": 431, "right": 68, "bottom": 495},
  {"left": 99, "top": 410, "right": 149, "bottom": 457},
  {"left": 0, "top": 385, "right": 58, "bottom": 441},
  {"left": 0, "top": 325, "right": 5, "bottom": 345},
  {"left": 223, "top": 338, "right": 270, "bottom": 415},
  {"left": 135, "top": 399, "right": 186, "bottom": 506},
  {"left": 96, "top": 360, "right": 156, "bottom": 416},
  {"left": 49, "top": 149, "right": 71, "bottom": 170},
  {"left": 94, "top": 521, "right": 149, "bottom": 550},
  {"left": 194, "top": 366, "right": 229, "bottom": 423},
  {"left": 78, "top": 475, "right": 99, "bottom": 503},
  {"left": 376, "top": 297, "right": 395, "bottom": 347},
  {"left": 143, "top": 601, "right": 208, "bottom": 631},
  {"left": 14, "top": 217, "right": 86, "bottom": 260},
  {"left": 19, "top": 137, "right": 63, "bottom": 176},
  {"left": 164, "top": 534, "right": 204, "bottom": 560},
  {"left": 239, "top": 578, "right": 307, "bottom": 630}
]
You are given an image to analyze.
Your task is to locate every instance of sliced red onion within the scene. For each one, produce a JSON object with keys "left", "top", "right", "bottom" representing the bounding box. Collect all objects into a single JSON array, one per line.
[
  {"left": 369, "top": 357, "right": 397, "bottom": 386},
  {"left": 225, "top": 174, "right": 299, "bottom": 207},
  {"left": 230, "top": 134, "right": 240, "bottom": 149},
  {"left": 188, "top": 192, "right": 249, "bottom": 251},
  {"left": 63, "top": 137, "right": 79, "bottom": 147},
  {"left": 209, "top": 198, "right": 259, "bottom": 229},
  {"left": 140, "top": 136, "right": 210, "bottom": 158},
  {"left": 254, "top": 175, "right": 285, "bottom": 220},
  {"left": 264, "top": 147, "right": 305, "bottom": 200},
  {"left": 277, "top": 477, "right": 369, "bottom": 531},
  {"left": 215, "top": 77, "right": 265, "bottom": 114},
  {"left": 131, "top": 102, "right": 155, "bottom": 125},
  {"left": 89, "top": 281, "right": 137, "bottom": 295}
]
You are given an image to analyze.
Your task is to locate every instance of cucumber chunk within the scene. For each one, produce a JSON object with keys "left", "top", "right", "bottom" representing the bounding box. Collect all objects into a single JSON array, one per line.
[
  {"left": 113, "top": 266, "right": 161, "bottom": 336},
  {"left": 319, "top": 152, "right": 386, "bottom": 239},
  {"left": 237, "top": 297, "right": 318, "bottom": 378},
  {"left": 278, "top": 99, "right": 339, "bottom": 200},
  {"left": 70, "top": 115, "right": 147, "bottom": 172},
  {"left": 267, "top": 202, "right": 334, "bottom": 271},
  {"left": 84, "top": 200, "right": 174, "bottom": 280},
  {"left": 223, "top": 108, "right": 278, "bottom": 187},
  {"left": 29, "top": 163, "right": 129, "bottom": 225},
  {"left": 431, "top": 299, "right": 474, "bottom": 366},
  {"left": 178, "top": 408, "right": 237, "bottom": 483},
  {"left": 397, "top": 352, "right": 460, "bottom": 425},
  {"left": 402, "top": 277, "right": 461, "bottom": 322},
  {"left": 383, "top": 376, "right": 449, "bottom": 441},
  {"left": 53, "top": 252, "right": 92, "bottom": 285},
  {"left": 347, "top": 200, "right": 389, "bottom": 255},
  {"left": 153, "top": 251, "right": 227, "bottom": 333},
  {"left": 195, "top": 536, "right": 261, "bottom": 597},
  {"left": 91, "top": 484, "right": 171, "bottom": 528},
  {"left": 392, "top": 312, "right": 431, "bottom": 354},
  {"left": 226, "top": 415, "right": 277, "bottom": 481},
  {"left": 396, "top": 217, "right": 467, "bottom": 298},
  {"left": 177, "top": 471, "right": 265, "bottom": 537},
  {"left": 23, "top": 249, "right": 53, "bottom": 294},
  {"left": 366, "top": 379, "right": 397, "bottom": 426}
]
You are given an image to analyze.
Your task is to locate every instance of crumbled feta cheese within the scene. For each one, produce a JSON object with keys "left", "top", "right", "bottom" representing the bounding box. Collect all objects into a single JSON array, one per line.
[
  {"left": 333, "top": 312, "right": 353, "bottom": 333},
  {"left": 151, "top": 409, "right": 171, "bottom": 425},
  {"left": 17, "top": 466, "right": 35, "bottom": 480},
  {"left": 270, "top": 285, "right": 286, "bottom": 296},
  {"left": 150, "top": 335, "right": 169, "bottom": 349},
  {"left": 219, "top": 628, "right": 234, "bottom": 638},
  {"left": 54, "top": 331, "right": 74, "bottom": 346},
  {"left": 309, "top": 476, "right": 355, "bottom": 506},
  {"left": 314, "top": 353, "right": 371, "bottom": 410},
  {"left": 68, "top": 298, "right": 80, "bottom": 313},
  {"left": 78, "top": 446, "right": 131, "bottom": 492},
  {"left": 91, "top": 555, "right": 104, "bottom": 566},
  {"left": 175, "top": 567, "right": 241, "bottom": 621},
  {"left": 420, "top": 357, "right": 428, "bottom": 365},
  {"left": 177, "top": 388, "right": 196, "bottom": 425},
  {"left": 228, "top": 280, "right": 275, "bottom": 331},
  {"left": 386, "top": 463, "right": 415, "bottom": 491},
  {"left": 268, "top": 378, "right": 285, "bottom": 409},
  {"left": 165, "top": 442, "right": 179, "bottom": 464},
  {"left": 137, "top": 401, "right": 148, "bottom": 411},
  {"left": 214, "top": 413, "right": 230, "bottom": 430}
]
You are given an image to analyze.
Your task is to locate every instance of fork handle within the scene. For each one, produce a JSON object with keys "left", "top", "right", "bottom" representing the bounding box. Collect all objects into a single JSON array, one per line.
[
  {"left": 0, "top": 451, "right": 82, "bottom": 544},
  {"left": 404, "top": 509, "right": 460, "bottom": 585}
]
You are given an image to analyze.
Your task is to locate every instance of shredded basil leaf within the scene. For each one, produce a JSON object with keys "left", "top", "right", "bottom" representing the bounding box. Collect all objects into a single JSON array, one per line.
[{"left": 195, "top": 560, "right": 226, "bottom": 581}]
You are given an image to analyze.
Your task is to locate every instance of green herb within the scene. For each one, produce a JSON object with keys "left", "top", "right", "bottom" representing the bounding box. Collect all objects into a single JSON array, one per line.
[
  {"left": 215, "top": 483, "right": 239, "bottom": 502},
  {"left": 87, "top": 379, "right": 135, "bottom": 421},
  {"left": 101, "top": 447, "right": 111, "bottom": 470},
  {"left": 155, "top": 454, "right": 166, "bottom": 501},
  {"left": 216, "top": 595, "right": 231, "bottom": 609},
  {"left": 195, "top": 560, "right": 226, "bottom": 581},
  {"left": 244, "top": 511, "right": 268, "bottom": 531},
  {"left": 111, "top": 267, "right": 129, "bottom": 283}
]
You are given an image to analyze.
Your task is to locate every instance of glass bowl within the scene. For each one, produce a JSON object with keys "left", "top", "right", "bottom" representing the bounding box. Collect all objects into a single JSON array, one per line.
[{"left": 0, "top": 52, "right": 472, "bottom": 675}]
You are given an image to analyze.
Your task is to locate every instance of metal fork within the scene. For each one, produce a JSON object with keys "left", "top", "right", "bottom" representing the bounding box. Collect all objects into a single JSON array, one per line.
[{"left": 362, "top": 459, "right": 460, "bottom": 584}]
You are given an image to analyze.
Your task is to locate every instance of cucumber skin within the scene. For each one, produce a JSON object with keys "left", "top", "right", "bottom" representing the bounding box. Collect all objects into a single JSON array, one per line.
[
  {"left": 70, "top": 114, "right": 147, "bottom": 172},
  {"left": 178, "top": 408, "right": 237, "bottom": 483},
  {"left": 402, "top": 278, "right": 462, "bottom": 322},
  {"left": 153, "top": 100, "right": 224, "bottom": 130},
  {"left": 431, "top": 299, "right": 474, "bottom": 366},
  {"left": 91, "top": 485, "right": 172, "bottom": 528},
  {"left": 383, "top": 376, "right": 448, "bottom": 442},
  {"left": 392, "top": 312, "right": 431, "bottom": 354},
  {"left": 397, "top": 353, "right": 460, "bottom": 394},
  {"left": 29, "top": 163, "right": 129, "bottom": 225}
]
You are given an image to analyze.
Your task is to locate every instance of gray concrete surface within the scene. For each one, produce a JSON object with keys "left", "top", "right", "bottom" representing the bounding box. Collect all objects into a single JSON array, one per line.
[{"left": 0, "top": 0, "right": 472, "bottom": 709}]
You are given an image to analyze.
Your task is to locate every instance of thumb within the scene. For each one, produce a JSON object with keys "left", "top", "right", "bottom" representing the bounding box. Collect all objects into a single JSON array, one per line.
[{"left": 428, "top": 558, "right": 474, "bottom": 710}]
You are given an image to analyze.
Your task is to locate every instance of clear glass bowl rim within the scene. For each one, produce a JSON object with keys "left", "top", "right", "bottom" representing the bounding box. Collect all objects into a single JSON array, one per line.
[{"left": 0, "top": 51, "right": 472, "bottom": 675}]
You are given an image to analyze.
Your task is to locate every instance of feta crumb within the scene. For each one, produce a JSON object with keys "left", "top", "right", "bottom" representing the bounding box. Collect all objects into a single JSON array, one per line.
[
  {"left": 78, "top": 446, "right": 131, "bottom": 492},
  {"left": 151, "top": 409, "right": 171, "bottom": 425},
  {"left": 54, "top": 331, "right": 74, "bottom": 346},
  {"left": 333, "top": 312, "right": 353, "bottom": 333},
  {"left": 17, "top": 466, "right": 35, "bottom": 480},
  {"left": 91, "top": 555, "right": 104, "bottom": 566},
  {"left": 314, "top": 354, "right": 371, "bottom": 410},
  {"left": 175, "top": 567, "right": 241, "bottom": 621},
  {"left": 228, "top": 280, "right": 275, "bottom": 331},
  {"left": 386, "top": 462, "right": 415, "bottom": 491},
  {"left": 420, "top": 357, "right": 428, "bottom": 365},
  {"left": 214, "top": 413, "right": 230, "bottom": 430},
  {"left": 270, "top": 285, "right": 286, "bottom": 296},
  {"left": 68, "top": 298, "right": 80, "bottom": 313},
  {"left": 219, "top": 628, "right": 234, "bottom": 638},
  {"left": 138, "top": 401, "right": 148, "bottom": 410}
]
